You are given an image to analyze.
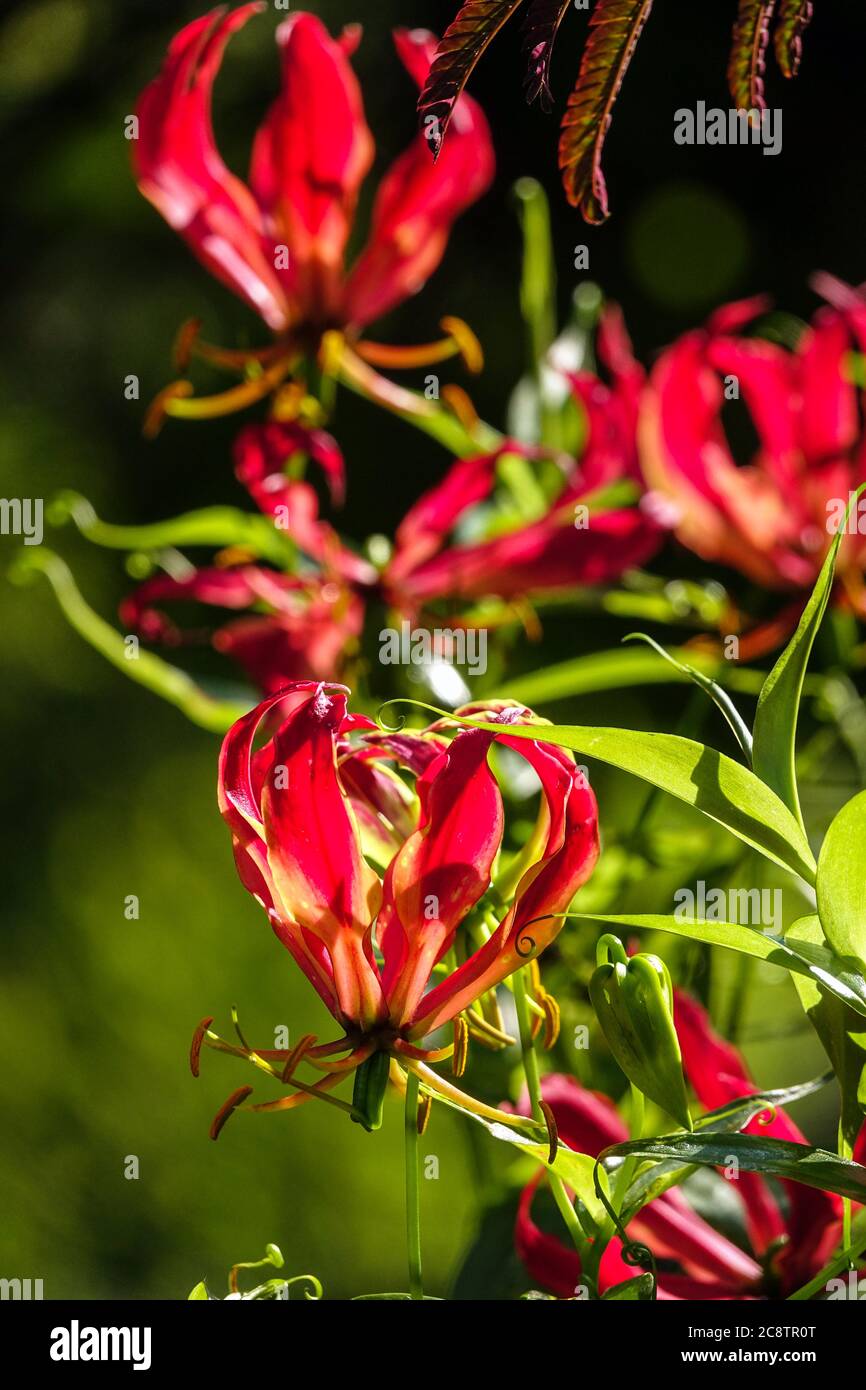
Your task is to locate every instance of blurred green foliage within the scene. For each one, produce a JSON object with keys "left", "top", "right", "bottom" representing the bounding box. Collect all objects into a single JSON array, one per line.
[{"left": 1, "top": 0, "right": 865, "bottom": 1299}]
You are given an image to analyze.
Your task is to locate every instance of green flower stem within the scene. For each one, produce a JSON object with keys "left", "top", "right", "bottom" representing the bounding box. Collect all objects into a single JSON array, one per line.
[
  {"left": 48, "top": 492, "right": 295, "bottom": 569},
  {"left": 612, "top": 1084, "right": 645, "bottom": 1217},
  {"left": 406, "top": 1059, "right": 537, "bottom": 1133},
  {"left": 840, "top": 1125, "right": 855, "bottom": 1250},
  {"left": 337, "top": 346, "right": 501, "bottom": 458},
  {"left": 512, "top": 966, "right": 590, "bottom": 1272},
  {"left": 582, "top": 1083, "right": 648, "bottom": 1291},
  {"left": 514, "top": 178, "right": 556, "bottom": 376},
  {"left": 9, "top": 549, "right": 248, "bottom": 733},
  {"left": 405, "top": 1071, "right": 424, "bottom": 1301},
  {"left": 514, "top": 176, "right": 557, "bottom": 446}
]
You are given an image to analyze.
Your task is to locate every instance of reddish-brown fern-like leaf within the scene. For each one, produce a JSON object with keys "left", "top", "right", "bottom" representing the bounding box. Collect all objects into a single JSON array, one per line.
[
  {"left": 417, "top": 1, "right": 527, "bottom": 159},
  {"left": 523, "top": 0, "right": 573, "bottom": 110},
  {"left": 728, "top": 0, "right": 777, "bottom": 110},
  {"left": 773, "top": 0, "right": 813, "bottom": 78},
  {"left": 558, "top": 0, "right": 654, "bottom": 224}
]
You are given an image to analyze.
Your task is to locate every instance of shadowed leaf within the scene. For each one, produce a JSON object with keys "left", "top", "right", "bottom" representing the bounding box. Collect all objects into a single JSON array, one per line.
[
  {"left": 773, "top": 0, "right": 813, "bottom": 78},
  {"left": 787, "top": 915, "right": 866, "bottom": 1154},
  {"left": 523, "top": 0, "right": 573, "bottom": 109},
  {"left": 417, "top": 1, "right": 527, "bottom": 158},
  {"left": 599, "top": 1131, "right": 866, "bottom": 1205},
  {"left": 558, "top": 0, "right": 655, "bottom": 223},
  {"left": 728, "top": 0, "right": 776, "bottom": 110}
]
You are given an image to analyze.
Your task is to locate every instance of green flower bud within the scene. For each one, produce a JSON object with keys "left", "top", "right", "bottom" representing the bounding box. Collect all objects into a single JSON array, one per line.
[
  {"left": 589, "top": 936, "right": 692, "bottom": 1131},
  {"left": 351, "top": 1049, "right": 391, "bottom": 1132}
]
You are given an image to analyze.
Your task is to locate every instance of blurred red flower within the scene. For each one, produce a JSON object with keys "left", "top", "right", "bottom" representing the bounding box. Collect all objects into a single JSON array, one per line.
[
  {"left": 121, "top": 419, "right": 661, "bottom": 692},
  {"left": 515, "top": 993, "right": 850, "bottom": 1300},
  {"left": 638, "top": 282, "right": 866, "bottom": 604},
  {"left": 132, "top": 5, "right": 494, "bottom": 336}
]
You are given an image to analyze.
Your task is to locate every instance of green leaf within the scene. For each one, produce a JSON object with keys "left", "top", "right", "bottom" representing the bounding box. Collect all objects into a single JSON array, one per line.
[
  {"left": 787, "top": 915, "right": 866, "bottom": 1153},
  {"left": 773, "top": 0, "right": 814, "bottom": 78},
  {"left": 48, "top": 491, "right": 295, "bottom": 568},
  {"left": 461, "top": 718, "right": 817, "bottom": 882},
  {"left": 432, "top": 1100, "right": 610, "bottom": 1227},
  {"left": 752, "top": 488, "right": 856, "bottom": 827},
  {"left": 601, "top": 1273, "right": 655, "bottom": 1300},
  {"left": 523, "top": 0, "right": 573, "bottom": 108},
  {"left": 9, "top": 550, "right": 248, "bottom": 733},
  {"left": 728, "top": 1, "right": 775, "bottom": 109},
  {"left": 599, "top": 1131, "right": 866, "bottom": 1204},
  {"left": 417, "top": 1, "right": 527, "bottom": 157},
  {"left": 623, "top": 633, "right": 754, "bottom": 763},
  {"left": 571, "top": 913, "right": 866, "bottom": 1019},
  {"left": 559, "top": 0, "right": 655, "bottom": 223},
  {"left": 622, "top": 1069, "right": 834, "bottom": 1220},
  {"left": 187, "top": 1281, "right": 209, "bottom": 1300},
  {"left": 816, "top": 790, "right": 866, "bottom": 964},
  {"left": 494, "top": 644, "right": 768, "bottom": 703}
]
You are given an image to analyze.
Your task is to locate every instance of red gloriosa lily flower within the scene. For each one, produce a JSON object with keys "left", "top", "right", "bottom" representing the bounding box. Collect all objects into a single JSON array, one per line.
[
  {"left": 638, "top": 281, "right": 866, "bottom": 605},
  {"left": 119, "top": 421, "right": 375, "bottom": 691},
  {"left": 387, "top": 436, "right": 661, "bottom": 610},
  {"left": 515, "top": 993, "right": 849, "bottom": 1300},
  {"left": 205, "top": 684, "right": 598, "bottom": 1124},
  {"left": 133, "top": 6, "right": 494, "bottom": 429},
  {"left": 121, "top": 423, "right": 661, "bottom": 694}
]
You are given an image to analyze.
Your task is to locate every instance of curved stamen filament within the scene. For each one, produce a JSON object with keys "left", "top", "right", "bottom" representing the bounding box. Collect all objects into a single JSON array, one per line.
[
  {"left": 144, "top": 356, "right": 295, "bottom": 436},
  {"left": 354, "top": 317, "right": 483, "bottom": 374},
  {"left": 173, "top": 317, "right": 293, "bottom": 373},
  {"left": 404, "top": 1060, "right": 542, "bottom": 1136},
  {"left": 281, "top": 1033, "right": 319, "bottom": 1081},
  {"left": 452, "top": 1017, "right": 469, "bottom": 1078},
  {"left": 392, "top": 1039, "right": 455, "bottom": 1064},
  {"left": 248, "top": 1069, "right": 359, "bottom": 1117},
  {"left": 304, "top": 1041, "right": 376, "bottom": 1074},
  {"left": 466, "top": 1010, "right": 516, "bottom": 1049},
  {"left": 201, "top": 1029, "right": 283, "bottom": 1079}
]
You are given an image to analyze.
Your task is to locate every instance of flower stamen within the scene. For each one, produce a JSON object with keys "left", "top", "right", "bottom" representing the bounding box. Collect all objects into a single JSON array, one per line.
[
  {"left": 210, "top": 1085, "right": 254, "bottom": 1141},
  {"left": 189, "top": 1016, "right": 215, "bottom": 1078},
  {"left": 144, "top": 356, "right": 295, "bottom": 436},
  {"left": 452, "top": 1017, "right": 469, "bottom": 1078}
]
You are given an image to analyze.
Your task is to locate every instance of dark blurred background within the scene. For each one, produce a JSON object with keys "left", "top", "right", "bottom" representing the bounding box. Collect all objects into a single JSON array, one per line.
[{"left": 1, "top": 0, "right": 864, "bottom": 1299}]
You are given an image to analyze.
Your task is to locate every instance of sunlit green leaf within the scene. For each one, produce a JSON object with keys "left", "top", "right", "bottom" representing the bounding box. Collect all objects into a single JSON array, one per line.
[
  {"left": 816, "top": 790, "right": 866, "bottom": 964},
  {"left": 458, "top": 717, "right": 817, "bottom": 882},
  {"left": 787, "top": 914, "right": 866, "bottom": 1152}
]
